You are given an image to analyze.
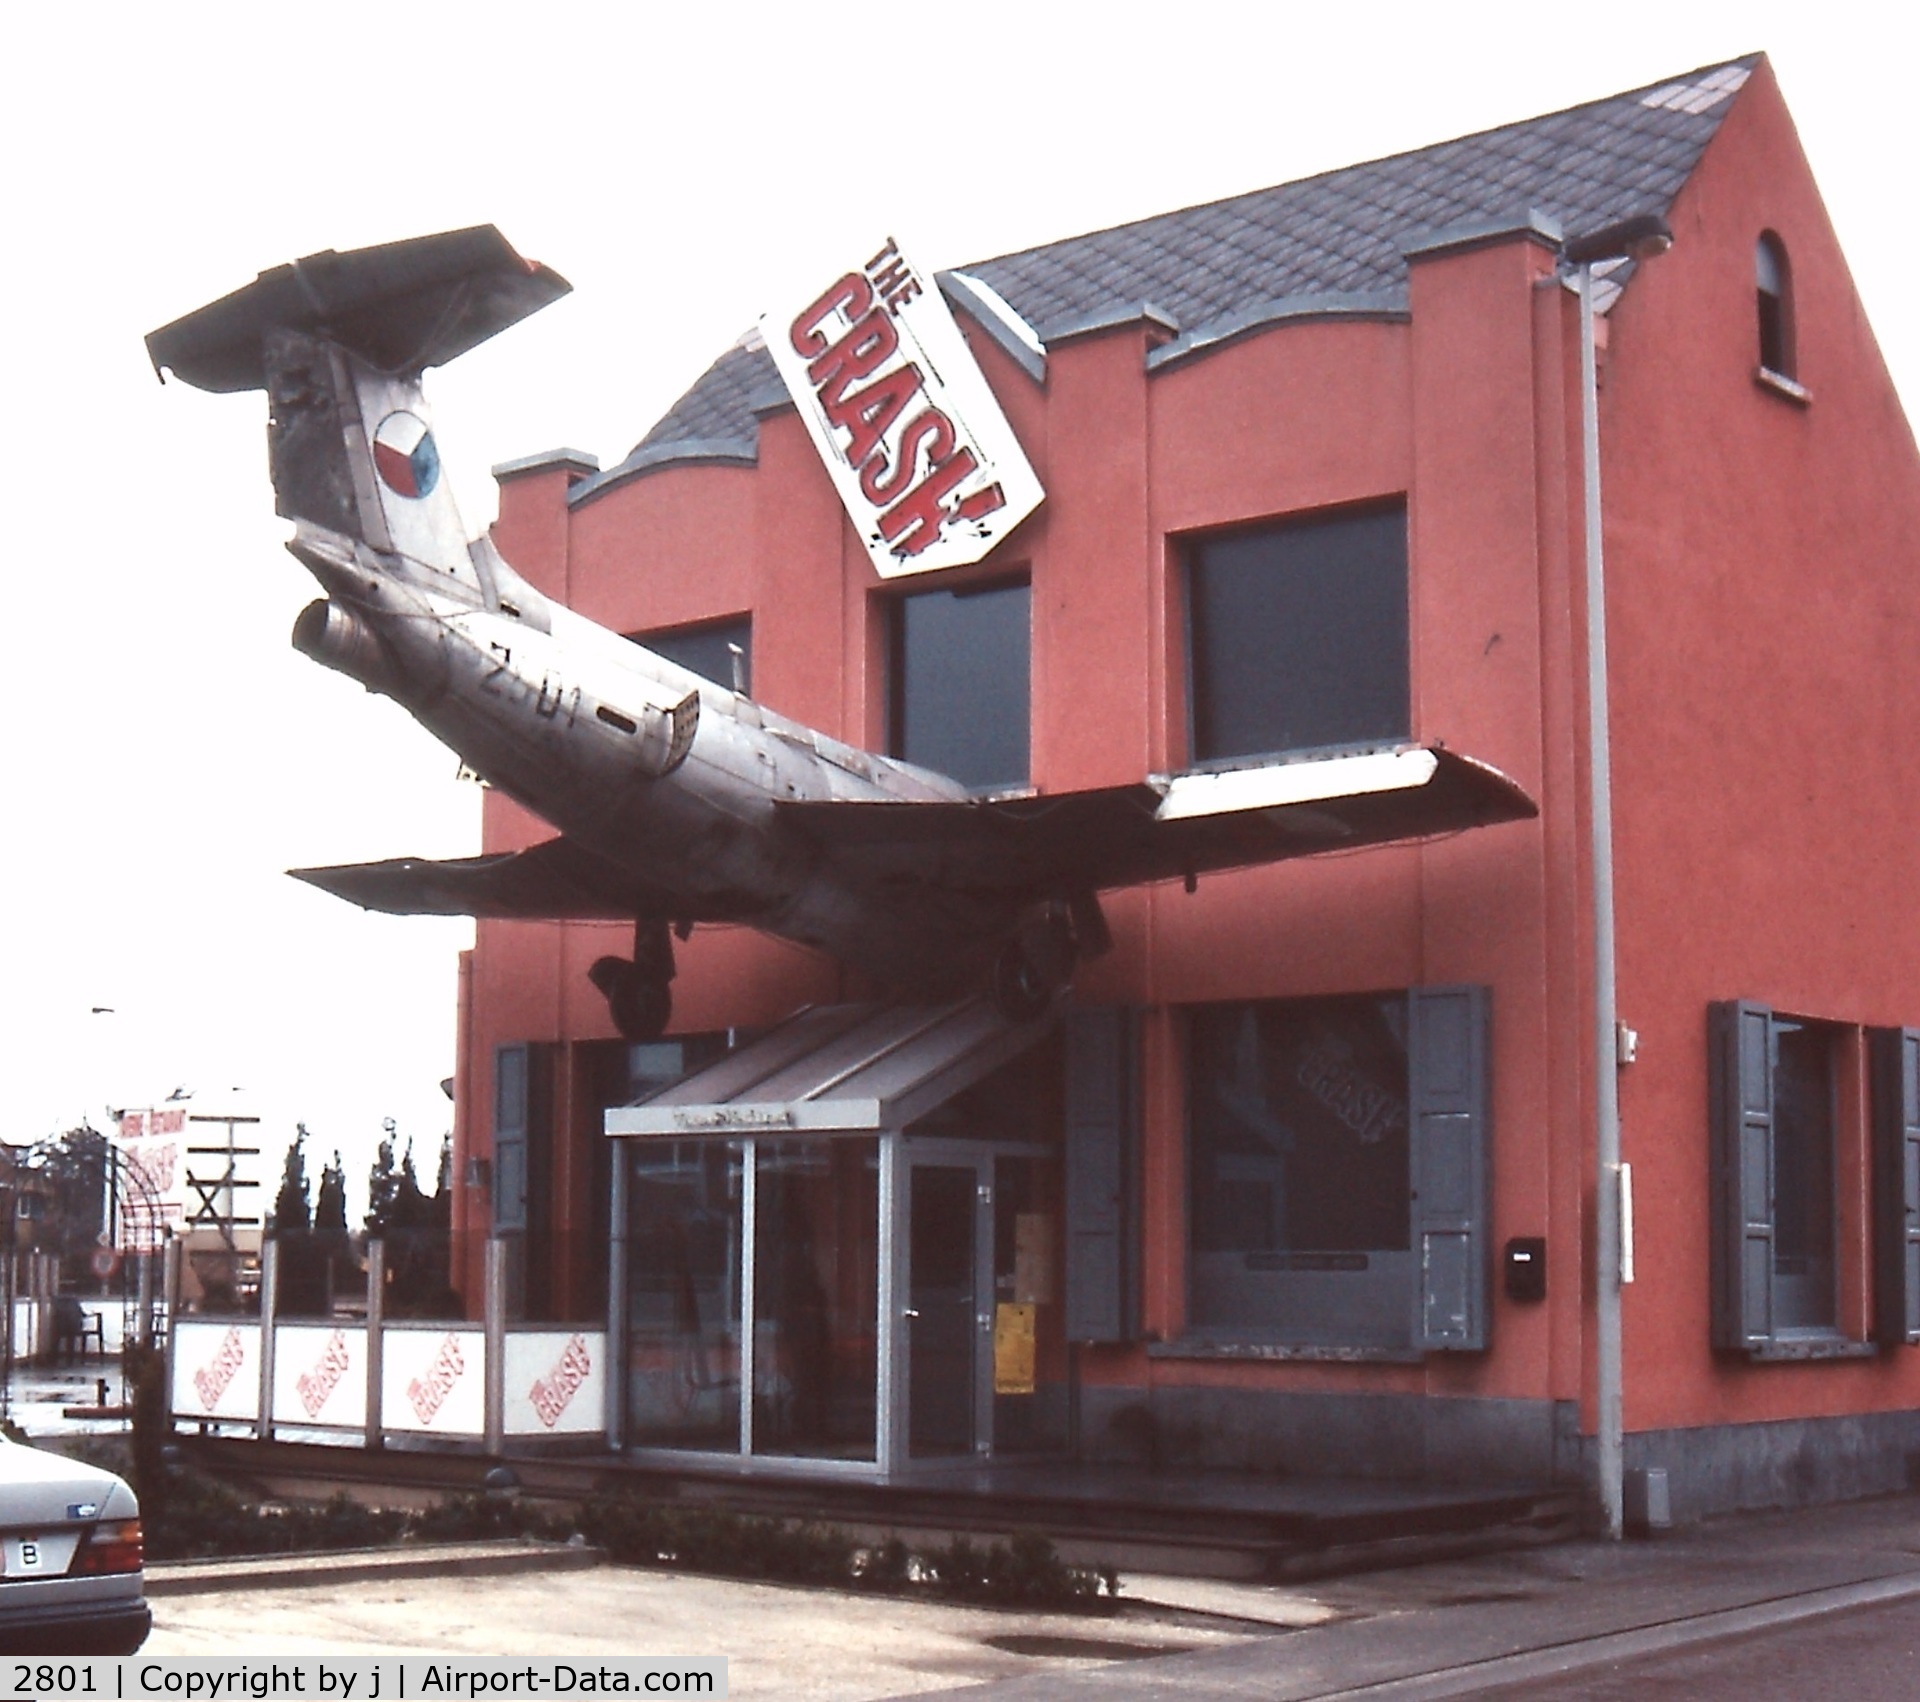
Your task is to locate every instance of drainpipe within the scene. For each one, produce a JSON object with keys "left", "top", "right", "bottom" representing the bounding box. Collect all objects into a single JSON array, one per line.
[{"left": 1561, "top": 214, "right": 1673, "bottom": 1540}]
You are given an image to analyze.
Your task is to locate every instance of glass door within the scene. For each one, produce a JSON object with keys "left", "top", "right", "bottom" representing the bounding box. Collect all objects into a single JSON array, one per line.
[{"left": 906, "top": 1161, "right": 985, "bottom": 1458}]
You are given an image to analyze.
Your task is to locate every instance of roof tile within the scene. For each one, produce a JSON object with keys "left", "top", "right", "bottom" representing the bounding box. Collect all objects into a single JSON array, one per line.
[{"left": 622, "top": 57, "right": 1754, "bottom": 474}]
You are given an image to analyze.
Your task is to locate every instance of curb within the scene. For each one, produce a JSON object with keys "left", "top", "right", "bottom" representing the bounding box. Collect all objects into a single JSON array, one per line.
[{"left": 144, "top": 1540, "right": 604, "bottom": 1597}]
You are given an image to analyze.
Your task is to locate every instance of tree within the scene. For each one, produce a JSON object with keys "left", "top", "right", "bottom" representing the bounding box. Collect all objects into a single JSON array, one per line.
[
  {"left": 433, "top": 1132, "right": 453, "bottom": 1231},
  {"left": 20, "top": 1126, "right": 112, "bottom": 1290},
  {"left": 273, "top": 1124, "right": 312, "bottom": 1234},
  {"left": 315, "top": 1151, "right": 348, "bottom": 1236},
  {"left": 367, "top": 1121, "right": 433, "bottom": 1237},
  {"left": 365, "top": 1119, "right": 400, "bottom": 1234},
  {"left": 366, "top": 1120, "right": 453, "bottom": 1316}
]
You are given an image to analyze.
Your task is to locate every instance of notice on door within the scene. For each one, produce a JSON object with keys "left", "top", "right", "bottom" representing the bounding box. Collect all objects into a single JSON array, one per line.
[{"left": 994, "top": 1302, "right": 1036, "bottom": 1395}]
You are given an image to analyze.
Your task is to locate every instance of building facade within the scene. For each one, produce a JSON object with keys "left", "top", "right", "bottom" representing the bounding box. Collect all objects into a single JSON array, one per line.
[{"left": 449, "top": 56, "right": 1920, "bottom": 1517}]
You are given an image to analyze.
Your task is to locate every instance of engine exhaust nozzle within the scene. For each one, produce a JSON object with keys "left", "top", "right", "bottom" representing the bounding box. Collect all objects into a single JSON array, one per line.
[{"left": 293, "top": 598, "right": 398, "bottom": 695}]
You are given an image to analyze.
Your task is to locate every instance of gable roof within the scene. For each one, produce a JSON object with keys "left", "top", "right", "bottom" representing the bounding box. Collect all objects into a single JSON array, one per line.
[{"left": 570, "top": 57, "right": 1756, "bottom": 505}]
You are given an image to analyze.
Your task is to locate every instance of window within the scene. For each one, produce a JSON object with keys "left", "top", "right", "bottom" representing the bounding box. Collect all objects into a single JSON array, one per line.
[
  {"left": 1873, "top": 1029, "right": 1920, "bottom": 1346},
  {"left": 1709, "top": 1005, "right": 1919, "bottom": 1354},
  {"left": 1185, "top": 504, "right": 1409, "bottom": 765},
  {"left": 493, "top": 1041, "right": 555, "bottom": 1318},
  {"left": 1183, "top": 986, "right": 1488, "bottom": 1352},
  {"left": 1755, "top": 233, "right": 1794, "bottom": 380},
  {"left": 888, "top": 577, "right": 1029, "bottom": 792},
  {"left": 1770, "top": 1017, "right": 1839, "bottom": 1329},
  {"left": 628, "top": 615, "right": 750, "bottom": 694}
]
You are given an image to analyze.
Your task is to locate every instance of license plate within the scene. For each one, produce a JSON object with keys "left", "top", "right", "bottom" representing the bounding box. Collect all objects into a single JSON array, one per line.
[{"left": 2, "top": 1532, "right": 81, "bottom": 1576}]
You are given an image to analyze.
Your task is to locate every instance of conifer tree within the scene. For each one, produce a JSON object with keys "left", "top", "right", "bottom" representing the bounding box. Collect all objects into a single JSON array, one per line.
[
  {"left": 273, "top": 1124, "right": 312, "bottom": 1234},
  {"left": 315, "top": 1151, "right": 348, "bottom": 1235}
]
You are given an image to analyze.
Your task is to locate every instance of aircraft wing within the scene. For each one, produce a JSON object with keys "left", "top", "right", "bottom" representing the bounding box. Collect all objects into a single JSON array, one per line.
[
  {"left": 774, "top": 747, "right": 1535, "bottom": 897},
  {"left": 288, "top": 838, "right": 704, "bottom": 922}
]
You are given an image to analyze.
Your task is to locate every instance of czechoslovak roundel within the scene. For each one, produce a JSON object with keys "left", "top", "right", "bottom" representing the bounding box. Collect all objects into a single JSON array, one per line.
[{"left": 372, "top": 410, "right": 441, "bottom": 499}]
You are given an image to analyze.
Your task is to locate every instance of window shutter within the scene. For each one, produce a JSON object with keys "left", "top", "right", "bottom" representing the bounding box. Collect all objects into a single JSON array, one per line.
[
  {"left": 493, "top": 1044, "right": 530, "bottom": 1234},
  {"left": 1708, "top": 1001, "right": 1776, "bottom": 1350},
  {"left": 1409, "top": 985, "right": 1491, "bottom": 1351},
  {"left": 1872, "top": 1028, "right": 1920, "bottom": 1347},
  {"left": 1063, "top": 1005, "right": 1136, "bottom": 1344}
]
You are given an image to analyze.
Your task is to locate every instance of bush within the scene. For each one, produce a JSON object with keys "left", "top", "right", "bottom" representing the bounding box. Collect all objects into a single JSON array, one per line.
[
  {"left": 97, "top": 1459, "right": 1119, "bottom": 1612},
  {"left": 577, "top": 1496, "right": 1117, "bottom": 1611}
]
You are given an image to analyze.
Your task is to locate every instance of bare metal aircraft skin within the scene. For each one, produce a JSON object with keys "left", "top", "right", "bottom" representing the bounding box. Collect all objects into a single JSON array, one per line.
[{"left": 146, "top": 226, "right": 1537, "bottom": 1038}]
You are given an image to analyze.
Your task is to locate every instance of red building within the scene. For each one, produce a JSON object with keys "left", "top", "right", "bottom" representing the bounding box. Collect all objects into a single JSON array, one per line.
[{"left": 452, "top": 55, "right": 1920, "bottom": 1520}]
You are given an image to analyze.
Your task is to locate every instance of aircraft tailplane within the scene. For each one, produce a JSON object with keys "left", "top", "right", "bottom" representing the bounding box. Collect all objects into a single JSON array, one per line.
[{"left": 144, "top": 225, "right": 569, "bottom": 394}]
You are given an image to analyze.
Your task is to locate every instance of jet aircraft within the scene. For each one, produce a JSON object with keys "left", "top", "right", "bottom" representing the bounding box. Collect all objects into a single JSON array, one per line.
[{"left": 146, "top": 227, "right": 1536, "bottom": 1040}]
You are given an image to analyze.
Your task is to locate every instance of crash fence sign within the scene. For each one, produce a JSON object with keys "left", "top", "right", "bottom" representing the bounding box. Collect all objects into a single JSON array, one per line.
[
  {"left": 110, "top": 1106, "right": 189, "bottom": 1249},
  {"left": 763, "top": 238, "right": 1043, "bottom": 579}
]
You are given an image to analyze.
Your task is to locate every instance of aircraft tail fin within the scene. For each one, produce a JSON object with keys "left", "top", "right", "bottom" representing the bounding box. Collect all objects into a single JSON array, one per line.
[{"left": 146, "top": 226, "right": 569, "bottom": 584}]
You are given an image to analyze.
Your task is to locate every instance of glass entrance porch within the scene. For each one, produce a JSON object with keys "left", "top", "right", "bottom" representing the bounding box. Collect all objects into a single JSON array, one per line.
[{"left": 605, "top": 1003, "right": 1065, "bottom": 1478}]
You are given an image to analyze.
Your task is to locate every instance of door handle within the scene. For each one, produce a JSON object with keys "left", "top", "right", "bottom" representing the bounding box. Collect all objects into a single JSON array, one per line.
[{"left": 902, "top": 1308, "right": 921, "bottom": 1319}]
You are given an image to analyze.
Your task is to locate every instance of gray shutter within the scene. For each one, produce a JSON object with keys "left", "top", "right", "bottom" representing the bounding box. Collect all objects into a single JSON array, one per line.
[
  {"left": 1063, "top": 1005, "right": 1136, "bottom": 1344},
  {"left": 1409, "top": 985, "right": 1491, "bottom": 1351},
  {"left": 493, "top": 1044, "right": 529, "bottom": 1233},
  {"left": 1872, "top": 1028, "right": 1920, "bottom": 1347},
  {"left": 1708, "top": 1001, "right": 1775, "bottom": 1350}
]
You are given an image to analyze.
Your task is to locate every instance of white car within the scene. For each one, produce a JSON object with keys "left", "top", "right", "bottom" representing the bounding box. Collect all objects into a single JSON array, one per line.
[{"left": 0, "top": 1431, "right": 151, "bottom": 1654}]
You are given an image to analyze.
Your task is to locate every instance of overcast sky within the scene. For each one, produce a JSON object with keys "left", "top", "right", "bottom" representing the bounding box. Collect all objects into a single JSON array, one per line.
[{"left": 4, "top": 2, "right": 1913, "bottom": 1212}]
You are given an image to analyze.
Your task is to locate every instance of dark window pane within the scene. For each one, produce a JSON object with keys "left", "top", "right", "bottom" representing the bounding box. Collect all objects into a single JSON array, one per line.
[
  {"left": 1757, "top": 291, "right": 1789, "bottom": 375},
  {"left": 625, "top": 1139, "right": 743, "bottom": 1451},
  {"left": 1186, "top": 992, "right": 1416, "bottom": 1342},
  {"left": 1756, "top": 235, "right": 1794, "bottom": 377},
  {"left": 629, "top": 616, "right": 750, "bottom": 694},
  {"left": 890, "top": 579, "right": 1029, "bottom": 791},
  {"left": 753, "top": 1138, "right": 878, "bottom": 1460},
  {"left": 1187, "top": 506, "right": 1408, "bottom": 762},
  {"left": 1772, "top": 1019, "right": 1836, "bottom": 1330},
  {"left": 1190, "top": 994, "right": 1411, "bottom": 1257}
]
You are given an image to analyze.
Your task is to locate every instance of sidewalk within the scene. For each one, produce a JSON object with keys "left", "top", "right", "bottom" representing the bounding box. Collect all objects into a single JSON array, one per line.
[
  {"left": 942, "top": 1491, "right": 1920, "bottom": 1699},
  {"left": 137, "top": 1491, "right": 1920, "bottom": 1698}
]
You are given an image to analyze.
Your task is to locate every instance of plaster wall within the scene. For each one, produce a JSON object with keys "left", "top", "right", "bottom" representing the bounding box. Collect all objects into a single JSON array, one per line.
[
  {"left": 1600, "top": 61, "right": 1920, "bottom": 1438},
  {"left": 451, "top": 63, "right": 1920, "bottom": 1495}
]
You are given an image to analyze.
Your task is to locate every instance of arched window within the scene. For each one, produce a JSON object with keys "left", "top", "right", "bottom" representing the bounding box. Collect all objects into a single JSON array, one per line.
[{"left": 1756, "top": 232, "right": 1794, "bottom": 378}]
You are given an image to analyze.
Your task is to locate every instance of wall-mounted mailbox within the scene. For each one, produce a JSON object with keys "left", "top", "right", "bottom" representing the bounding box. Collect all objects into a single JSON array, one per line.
[{"left": 1504, "top": 1237, "right": 1547, "bottom": 1303}]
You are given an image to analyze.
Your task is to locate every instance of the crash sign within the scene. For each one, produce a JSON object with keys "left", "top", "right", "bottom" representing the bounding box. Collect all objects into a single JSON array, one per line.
[{"left": 763, "top": 238, "right": 1043, "bottom": 578}]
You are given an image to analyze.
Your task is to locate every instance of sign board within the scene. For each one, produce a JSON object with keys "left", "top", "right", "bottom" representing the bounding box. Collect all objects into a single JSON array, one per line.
[
  {"left": 993, "top": 1302, "right": 1037, "bottom": 1395},
  {"left": 381, "top": 1327, "right": 485, "bottom": 1435},
  {"left": 503, "top": 1331, "right": 606, "bottom": 1436},
  {"left": 271, "top": 1324, "right": 368, "bottom": 1429},
  {"left": 171, "top": 1320, "right": 260, "bottom": 1422},
  {"left": 111, "top": 1108, "right": 189, "bottom": 1249},
  {"left": 763, "top": 238, "right": 1043, "bottom": 579}
]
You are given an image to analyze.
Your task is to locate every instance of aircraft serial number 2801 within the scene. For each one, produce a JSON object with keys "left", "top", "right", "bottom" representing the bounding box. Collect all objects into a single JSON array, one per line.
[{"left": 146, "top": 226, "right": 1535, "bottom": 1040}]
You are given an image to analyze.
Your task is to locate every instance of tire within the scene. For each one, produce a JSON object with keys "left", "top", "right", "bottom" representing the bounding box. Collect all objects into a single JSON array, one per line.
[
  {"left": 992, "top": 937, "right": 1057, "bottom": 1023},
  {"left": 589, "top": 956, "right": 672, "bottom": 1041}
]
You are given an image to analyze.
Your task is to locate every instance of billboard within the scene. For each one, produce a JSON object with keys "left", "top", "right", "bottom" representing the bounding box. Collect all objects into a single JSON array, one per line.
[
  {"left": 763, "top": 238, "right": 1043, "bottom": 579},
  {"left": 110, "top": 1106, "right": 188, "bottom": 1249}
]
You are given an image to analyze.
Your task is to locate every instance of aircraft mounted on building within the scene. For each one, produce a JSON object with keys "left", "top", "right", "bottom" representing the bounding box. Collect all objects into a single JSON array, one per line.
[{"left": 146, "top": 226, "right": 1535, "bottom": 1041}]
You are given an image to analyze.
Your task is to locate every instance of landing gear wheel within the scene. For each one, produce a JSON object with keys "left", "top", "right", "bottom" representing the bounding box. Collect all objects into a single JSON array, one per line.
[
  {"left": 990, "top": 904, "right": 1079, "bottom": 1022},
  {"left": 589, "top": 956, "right": 673, "bottom": 1041},
  {"left": 992, "top": 940, "right": 1055, "bottom": 1022}
]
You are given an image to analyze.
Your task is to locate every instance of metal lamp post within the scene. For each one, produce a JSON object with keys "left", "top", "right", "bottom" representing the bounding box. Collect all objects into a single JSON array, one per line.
[{"left": 1562, "top": 213, "right": 1673, "bottom": 1540}]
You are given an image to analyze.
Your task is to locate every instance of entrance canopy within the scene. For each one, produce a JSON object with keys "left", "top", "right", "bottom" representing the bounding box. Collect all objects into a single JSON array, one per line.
[{"left": 604, "top": 1000, "right": 1054, "bottom": 1139}]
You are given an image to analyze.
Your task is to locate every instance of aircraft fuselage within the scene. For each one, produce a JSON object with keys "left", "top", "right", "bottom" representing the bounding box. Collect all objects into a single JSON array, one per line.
[{"left": 287, "top": 517, "right": 1014, "bottom": 994}]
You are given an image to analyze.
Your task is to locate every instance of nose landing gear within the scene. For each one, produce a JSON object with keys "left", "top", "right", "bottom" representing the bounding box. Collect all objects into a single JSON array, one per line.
[{"left": 590, "top": 917, "right": 677, "bottom": 1041}]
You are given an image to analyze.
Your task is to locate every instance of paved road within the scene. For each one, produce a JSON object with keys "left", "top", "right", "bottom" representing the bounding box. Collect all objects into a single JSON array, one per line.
[{"left": 1476, "top": 1594, "right": 1920, "bottom": 1700}]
